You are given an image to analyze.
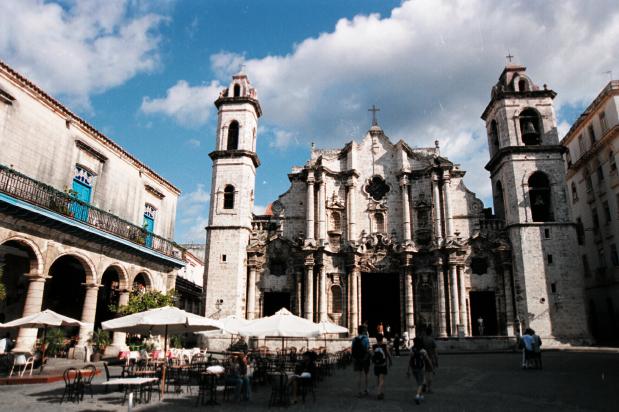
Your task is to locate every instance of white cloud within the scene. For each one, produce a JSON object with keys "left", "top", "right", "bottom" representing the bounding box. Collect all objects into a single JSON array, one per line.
[
  {"left": 0, "top": 0, "right": 166, "bottom": 108},
  {"left": 176, "top": 183, "right": 210, "bottom": 242},
  {"left": 253, "top": 204, "right": 267, "bottom": 215},
  {"left": 186, "top": 138, "right": 201, "bottom": 148},
  {"left": 223, "top": 0, "right": 618, "bottom": 203},
  {"left": 140, "top": 80, "right": 222, "bottom": 126},
  {"left": 210, "top": 51, "right": 245, "bottom": 81}
]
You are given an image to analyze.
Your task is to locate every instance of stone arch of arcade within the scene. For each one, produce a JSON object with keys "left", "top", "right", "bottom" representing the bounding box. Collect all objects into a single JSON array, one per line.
[
  {"left": 0, "top": 237, "right": 43, "bottom": 324},
  {"left": 94, "top": 264, "right": 129, "bottom": 329}
]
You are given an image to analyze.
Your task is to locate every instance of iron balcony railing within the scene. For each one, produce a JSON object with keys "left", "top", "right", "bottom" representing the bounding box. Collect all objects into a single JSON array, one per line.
[{"left": 0, "top": 164, "right": 184, "bottom": 259}]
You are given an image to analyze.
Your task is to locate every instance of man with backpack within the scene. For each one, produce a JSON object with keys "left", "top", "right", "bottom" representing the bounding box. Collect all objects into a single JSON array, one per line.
[
  {"left": 407, "top": 337, "right": 433, "bottom": 405},
  {"left": 372, "top": 333, "right": 392, "bottom": 400},
  {"left": 351, "top": 324, "right": 370, "bottom": 397}
]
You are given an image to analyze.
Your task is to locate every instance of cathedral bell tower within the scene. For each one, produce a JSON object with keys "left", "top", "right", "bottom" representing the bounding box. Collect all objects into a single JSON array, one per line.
[
  {"left": 203, "top": 70, "right": 261, "bottom": 318},
  {"left": 482, "top": 62, "right": 589, "bottom": 342}
]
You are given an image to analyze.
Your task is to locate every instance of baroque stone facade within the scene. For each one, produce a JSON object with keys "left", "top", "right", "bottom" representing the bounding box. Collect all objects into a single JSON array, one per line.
[{"left": 203, "top": 65, "right": 591, "bottom": 343}]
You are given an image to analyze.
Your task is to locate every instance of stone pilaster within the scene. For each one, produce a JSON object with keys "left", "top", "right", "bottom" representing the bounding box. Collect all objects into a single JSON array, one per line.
[
  {"left": 458, "top": 265, "right": 469, "bottom": 336},
  {"left": 14, "top": 273, "right": 49, "bottom": 353},
  {"left": 448, "top": 263, "right": 460, "bottom": 336},
  {"left": 400, "top": 176, "right": 411, "bottom": 242},
  {"left": 435, "top": 261, "right": 448, "bottom": 337},
  {"left": 317, "top": 173, "right": 327, "bottom": 243},
  {"left": 348, "top": 265, "right": 359, "bottom": 332},
  {"left": 502, "top": 260, "right": 517, "bottom": 336},
  {"left": 246, "top": 263, "right": 257, "bottom": 320},
  {"left": 318, "top": 265, "right": 327, "bottom": 322},
  {"left": 78, "top": 283, "right": 100, "bottom": 345},
  {"left": 404, "top": 263, "right": 415, "bottom": 338},
  {"left": 296, "top": 272, "right": 303, "bottom": 316},
  {"left": 346, "top": 177, "right": 357, "bottom": 241},
  {"left": 306, "top": 175, "right": 315, "bottom": 241},
  {"left": 304, "top": 258, "right": 314, "bottom": 320},
  {"left": 432, "top": 175, "right": 443, "bottom": 244},
  {"left": 442, "top": 172, "right": 453, "bottom": 239}
]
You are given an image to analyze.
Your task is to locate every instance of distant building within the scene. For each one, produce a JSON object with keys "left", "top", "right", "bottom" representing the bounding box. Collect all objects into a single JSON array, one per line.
[
  {"left": 176, "top": 248, "right": 204, "bottom": 315},
  {"left": 0, "top": 60, "right": 185, "bottom": 354},
  {"left": 561, "top": 80, "right": 619, "bottom": 344}
]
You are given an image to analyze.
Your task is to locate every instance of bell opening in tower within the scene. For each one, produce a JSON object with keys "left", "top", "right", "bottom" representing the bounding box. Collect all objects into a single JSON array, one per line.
[{"left": 361, "top": 272, "right": 401, "bottom": 338}]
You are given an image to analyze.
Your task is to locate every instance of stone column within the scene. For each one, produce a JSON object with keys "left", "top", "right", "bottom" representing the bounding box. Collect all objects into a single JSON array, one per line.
[
  {"left": 458, "top": 265, "right": 469, "bottom": 336},
  {"left": 351, "top": 266, "right": 360, "bottom": 332},
  {"left": 400, "top": 176, "right": 412, "bottom": 242},
  {"left": 317, "top": 174, "right": 327, "bottom": 244},
  {"left": 247, "top": 265, "right": 257, "bottom": 320},
  {"left": 404, "top": 264, "right": 415, "bottom": 337},
  {"left": 435, "top": 262, "right": 448, "bottom": 337},
  {"left": 304, "top": 259, "right": 314, "bottom": 320},
  {"left": 346, "top": 177, "right": 357, "bottom": 242},
  {"left": 306, "top": 175, "right": 315, "bottom": 240},
  {"left": 78, "top": 283, "right": 100, "bottom": 344},
  {"left": 442, "top": 173, "right": 453, "bottom": 239},
  {"left": 318, "top": 266, "right": 327, "bottom": 322},
  {"left": 502, "top": 261, "right": 516, "bottom": 336},
  {"left": 14, "top": 273, "right": 49, "bottom": 353},
  {"left": 448, "top": 263, "right": 460, "bottom": 336},
  {"left": 432, "top": 175, "right": 443, "bottom": 244},
  {"left": 111, "top": 289, "right": 130, "bottom": 350},
  {"left": 296, "top": 273, "right": 303, "bottom": 316}
]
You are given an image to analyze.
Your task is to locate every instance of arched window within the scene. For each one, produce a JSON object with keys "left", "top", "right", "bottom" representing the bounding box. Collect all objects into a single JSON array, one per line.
[
  {"left": 233, "top": 84, "right": 241, "bottom": 97},
  {"left": 528, "top": 172, "right": 553, "bottom": 222},
  {"left": 490, "top": 120, "right": 500, "bottom": 153},
  {"left": 374, "top": 212, "right": 385, "bottom": 232},
  {"left": 331, "top": 285, "right": 342, "bottom": 314},
  {"left": 227, "top": 121, "right": 239, "bottom": 150},
  {"left": 518, "top": 79, "right": 528, "bottom": 92},
  {"left": 571, "top": 182, "right": 578, "bottom": 203},
  {"left": 223, "top": 185, "right": 235, "bottom": 209},
  {"left": 519, "top": 108, "right": 542, "bottom": 145},
  {"left": 331, "top": 211, "right": 341, "bottom": 232},
  {"left": 495, "top": 181, "right": 505, "bottom": 220}
]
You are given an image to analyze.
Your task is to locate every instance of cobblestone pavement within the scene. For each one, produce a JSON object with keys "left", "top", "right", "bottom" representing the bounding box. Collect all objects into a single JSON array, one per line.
[{"left": 0, "top": 351, "right": 617, "bottom": 412}]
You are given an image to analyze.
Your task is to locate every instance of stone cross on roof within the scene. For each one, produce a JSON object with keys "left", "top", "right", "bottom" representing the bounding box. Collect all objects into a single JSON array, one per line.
[{"left": 368, "top": 104, "right": 380, "bottom": 126}]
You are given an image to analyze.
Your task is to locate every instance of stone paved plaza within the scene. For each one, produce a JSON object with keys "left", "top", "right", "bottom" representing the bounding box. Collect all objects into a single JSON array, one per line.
[{"left": 0, "top": 351, "right": 617, "bottom": 412}]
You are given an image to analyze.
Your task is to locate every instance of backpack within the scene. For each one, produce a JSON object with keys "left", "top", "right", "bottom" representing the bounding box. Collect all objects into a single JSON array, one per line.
[
  {"left": 372, "top": 346, "right": 386, "bottom": 366},
  {"left": 352, "top": 336, "right": 367, "bottom": 361},
  {"left": 409, "top": 348, "right": 424, "bottom": 370}
]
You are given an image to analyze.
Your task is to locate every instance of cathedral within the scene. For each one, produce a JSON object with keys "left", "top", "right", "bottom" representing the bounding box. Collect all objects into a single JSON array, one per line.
[{"left": 203, "top": 63, "right": 590, "bottom": 343}]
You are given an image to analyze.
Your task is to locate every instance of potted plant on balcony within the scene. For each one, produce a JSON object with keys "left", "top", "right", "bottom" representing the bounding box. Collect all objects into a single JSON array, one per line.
[{"left": 89, "top": 329, "right": 111, "bottom": 362}]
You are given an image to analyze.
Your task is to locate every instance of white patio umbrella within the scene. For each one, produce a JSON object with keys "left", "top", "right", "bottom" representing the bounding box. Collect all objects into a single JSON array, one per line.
[
  {"left": 236, "top": 308, "right": 321, "bottom": 350},
  {"left": 316, "top": 320, "right": 349, "bottom": 350},
  {"left": 0, "top": 309, "right": 86, "bottom": 372},
  {"left": 102, "top": 306, "right": 223, "bottom": 398},
  {"left": 197, "top": 314, "right": 254, "bottom": 346}
]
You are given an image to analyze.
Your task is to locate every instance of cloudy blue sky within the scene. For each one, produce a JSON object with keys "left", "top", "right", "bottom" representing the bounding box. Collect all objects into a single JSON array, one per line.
[{"left": 1, "top": 0, "right": 617, "bottom": 243}]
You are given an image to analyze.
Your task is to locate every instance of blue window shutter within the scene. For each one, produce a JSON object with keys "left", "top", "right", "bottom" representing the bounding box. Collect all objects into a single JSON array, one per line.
[{"left": 70, "top": 179, "right": 91, "bottom": 221}]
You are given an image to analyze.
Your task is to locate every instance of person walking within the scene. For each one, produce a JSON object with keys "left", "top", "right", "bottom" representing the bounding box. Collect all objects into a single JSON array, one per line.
[
  {"left": 376, "top": 322, "right": 384, "bottom": 336},
  {"left": 421, "top": 326, "right": 438, "bottom": 392},
  {"left": 407, "top": 337, "right": 432, "bottom": 405},
  {"left": 393, "top": 334, "right": 401, "bottom": 357},
  {"left": 372, "top": 333, "right": 392, "bottom": 400},
  {"left": 520, "top": 328, "right": 534, "bottom": 368},
  {"left": 351, "top": 324, "right": 371, "bottom": 397},
  {"left": 531, "top": 329, "right": 542, "bottom": 369}
]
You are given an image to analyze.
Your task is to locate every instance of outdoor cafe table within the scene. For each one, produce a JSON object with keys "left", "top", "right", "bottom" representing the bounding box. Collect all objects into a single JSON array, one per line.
[
  {"left": 198, "top": 368, "right": 224, "bottom": 406},
  {"left": 102, "top": 377, "right": 158, "bottom": 405}
]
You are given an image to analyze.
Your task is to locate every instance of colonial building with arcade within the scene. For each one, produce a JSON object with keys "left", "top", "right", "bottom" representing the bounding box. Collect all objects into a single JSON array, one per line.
[{"left": 0, "top": 60, "right": 185, "bottom": 355}]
